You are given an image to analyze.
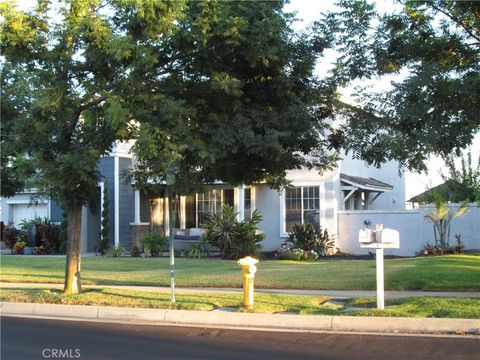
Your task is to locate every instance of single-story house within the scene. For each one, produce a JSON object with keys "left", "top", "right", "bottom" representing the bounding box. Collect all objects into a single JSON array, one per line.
[{"left": 1, "top": 142, "right": 406, "bottom": 253}]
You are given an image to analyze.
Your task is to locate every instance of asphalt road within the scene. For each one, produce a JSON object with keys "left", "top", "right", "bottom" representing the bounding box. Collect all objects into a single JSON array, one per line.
[{"left": 1, "top": 316, "right": 478, "bottom": 360}]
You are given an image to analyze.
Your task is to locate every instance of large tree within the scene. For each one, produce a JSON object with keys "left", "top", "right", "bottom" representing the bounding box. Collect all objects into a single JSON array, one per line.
[
  {"left": 130, "top": 0, "right": 339, "bottom": 191},
  {"left": 317, "top": 0, "right": 480, "bottom": 171},
  {"left": 0, "top": 0, "right": 183, "bottom": 294}
]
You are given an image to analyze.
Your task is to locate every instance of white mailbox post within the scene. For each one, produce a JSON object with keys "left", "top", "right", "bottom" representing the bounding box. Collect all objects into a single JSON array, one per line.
[{"left": 359, "top": 224, "right": 400, "bottom": 310}]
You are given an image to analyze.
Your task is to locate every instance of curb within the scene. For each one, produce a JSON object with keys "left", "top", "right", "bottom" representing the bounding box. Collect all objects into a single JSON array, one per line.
[{"left": 1, "top": 302, "right": 479, "bottom": 334}]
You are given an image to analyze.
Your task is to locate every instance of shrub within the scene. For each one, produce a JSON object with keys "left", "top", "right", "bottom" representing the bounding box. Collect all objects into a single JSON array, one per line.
[
  {"left": 184, "top": 241, "right": 208, "bottom": 259},
  {"left": 3, "top": 222, "right": 20, "bottom": 254},
  {"left": 130, "top": 245, "right": 141, "bottom": 257},
  {"left": 276, "top": 246, "right": 318, "bottom": 261},
  {"left": 13, "top": 241, "right": 26, "bottom": 255},
  {"left": 202, "top": 205, "right": 264, "bottom": 259},
  {"left": 34, "top": 245, "right": 48, "bottom": 255},
  {"left": 107, "top": 245, "right": 125, "bottom": 258},
  {"left": 287, "top": 223, "right": 335, "bottom": 256},
  {"left": 140, "top": 232, "right": 167, "bottom": 257},
  {"left": 37, "top": 221, "right": 60, "bottom": 254}
]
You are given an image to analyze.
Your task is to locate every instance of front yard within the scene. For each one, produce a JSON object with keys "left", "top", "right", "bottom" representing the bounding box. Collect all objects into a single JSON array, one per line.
[{"left": 1, "top": 254, "right": 479, "bottom": 291}]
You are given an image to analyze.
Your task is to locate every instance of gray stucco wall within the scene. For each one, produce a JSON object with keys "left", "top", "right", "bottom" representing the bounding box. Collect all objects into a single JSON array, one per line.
[
  {"left": 337, "top": 205, "right": 480, "bottom": 256},
  {"left": 118, "top": 157, "right": 135, "bottom": 247},
  {"left": 98, "top": 157, "right": 115, "bottom": 245}
]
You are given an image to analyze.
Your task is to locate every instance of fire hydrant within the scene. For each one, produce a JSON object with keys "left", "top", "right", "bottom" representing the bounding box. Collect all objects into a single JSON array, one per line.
[{"left": 237, "top": 256, "right": 259, "bottom": 310}]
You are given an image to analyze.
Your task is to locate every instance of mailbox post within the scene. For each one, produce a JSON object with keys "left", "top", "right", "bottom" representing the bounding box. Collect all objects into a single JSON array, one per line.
[{"left": 359, "top": 224, "right": 399, "bottom": 310}]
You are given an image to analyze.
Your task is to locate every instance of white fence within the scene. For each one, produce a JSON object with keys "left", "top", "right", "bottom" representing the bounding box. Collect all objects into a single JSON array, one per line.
[{"left": 337, "top": 205, "right": 480, "bottom": 256}]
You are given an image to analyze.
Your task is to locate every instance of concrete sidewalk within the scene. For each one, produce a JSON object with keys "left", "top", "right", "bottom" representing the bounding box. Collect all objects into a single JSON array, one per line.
[
  {"left": 1, "top": 282, "right": 479, "bottom": 299},
  {"left": 1, "top": 301, "right": 479, "bottom": 336}
]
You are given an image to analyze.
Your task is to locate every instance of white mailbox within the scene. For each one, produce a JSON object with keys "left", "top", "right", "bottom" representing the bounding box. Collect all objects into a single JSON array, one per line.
[
  {"left": 377, "top": 228, "right": 400, "bottom": 248},
  {"left": 359, "top": 229, "right": 374, "bottom": 243}
]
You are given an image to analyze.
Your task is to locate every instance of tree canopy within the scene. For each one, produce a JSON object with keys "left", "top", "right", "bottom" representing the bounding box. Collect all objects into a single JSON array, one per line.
[
  {"left": 129, "top": 0, "right": 339, "bottom": 193},
  {"left": 318, "top": 0, "right": 480, "bottom": 171}
]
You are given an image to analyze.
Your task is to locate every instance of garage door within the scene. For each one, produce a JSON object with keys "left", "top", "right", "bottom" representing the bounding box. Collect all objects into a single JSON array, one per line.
[{"left": 12, "top": 204, "right": 48, "bottom": 226}]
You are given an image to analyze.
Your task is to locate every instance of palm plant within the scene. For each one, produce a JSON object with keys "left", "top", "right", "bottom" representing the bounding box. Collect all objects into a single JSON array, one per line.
[{"left": 424, "top": 193, "right": 469, "bottom": 248}]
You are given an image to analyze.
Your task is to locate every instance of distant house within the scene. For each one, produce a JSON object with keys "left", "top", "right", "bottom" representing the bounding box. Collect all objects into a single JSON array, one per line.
[{"left": 1, "top": 142, "right": 406, "bottom": 253}]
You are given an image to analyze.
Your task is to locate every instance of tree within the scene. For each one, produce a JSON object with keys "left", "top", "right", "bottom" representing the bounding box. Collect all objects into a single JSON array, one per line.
[
  {"left": 0, "top": 0, "right": 184, "bottom": 294},
  {"left": 317, "top": 0, "right": 480, "bottom": 172},
  {"left": 424, "top": 193, "right": 468, "bottom": 248},
  {"left": 130, "top": 0, "right": 340, "bottom": 190},
  {"left": 441, "top": 150, "right": 480, "bottom": 203}
]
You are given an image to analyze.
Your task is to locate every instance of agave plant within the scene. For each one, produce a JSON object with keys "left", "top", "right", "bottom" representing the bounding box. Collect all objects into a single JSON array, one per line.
[{"left": 424, "top": 193, "right": 469, "bottom": 248}]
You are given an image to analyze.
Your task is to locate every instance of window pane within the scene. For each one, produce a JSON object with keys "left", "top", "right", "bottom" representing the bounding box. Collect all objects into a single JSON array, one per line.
[
  {"left": 244, "top": 188, "right": 252, "bottom": 220},
  {"left": 223, "top": 189, "right": 234, "bottom": 207},
  {"left": 185, "top": 195, "right": 196, "bottom": 228},
  {"left": 285, "top": 187, "right": 302, "bottom": 231}
]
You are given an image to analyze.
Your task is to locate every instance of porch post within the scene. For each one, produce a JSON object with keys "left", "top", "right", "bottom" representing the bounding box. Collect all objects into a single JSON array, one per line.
[
  {"left": 134, "top": 190, "right": 141, "bottom": 224},
  {"left": 237, "top": 184, "right": 245, "bottom": 221}
]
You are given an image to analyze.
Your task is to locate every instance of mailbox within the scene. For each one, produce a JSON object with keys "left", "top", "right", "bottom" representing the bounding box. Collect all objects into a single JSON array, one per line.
[
  {"left": 359, "top": 229, "right": 374, "bottom": 243},
  {"left": 377, "top": 228, "right": 400, "bottom": 247},
  {"left": 359, "top": 225, "right": 400, "bottom": 249}
]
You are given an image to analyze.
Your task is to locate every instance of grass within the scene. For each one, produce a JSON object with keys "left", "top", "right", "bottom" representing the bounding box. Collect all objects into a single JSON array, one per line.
[
  {"left": 1, "top": 287, "right": 479, "bottom": 319},
  {"left": 1, "top": 254, "right": 479, "bottom": 291}
]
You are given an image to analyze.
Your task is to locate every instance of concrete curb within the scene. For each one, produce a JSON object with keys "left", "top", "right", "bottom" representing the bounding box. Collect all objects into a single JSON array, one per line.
[{"left": 1, "top": 302, "right": 479, "bottom": 334}]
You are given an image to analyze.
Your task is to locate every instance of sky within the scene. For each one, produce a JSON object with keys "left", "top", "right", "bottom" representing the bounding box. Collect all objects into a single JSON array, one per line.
[{"left": 15, "top": 0, "right": 479, "bottom": 202}]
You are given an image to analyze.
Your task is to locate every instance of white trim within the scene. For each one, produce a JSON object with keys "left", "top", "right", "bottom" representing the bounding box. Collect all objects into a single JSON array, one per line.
[
  {"left": 320, "top": 182, "right": 326, "bottom": 226},
  {"left": 238, "top": 184, "right": 245, "bottom": 221},
  {"left": 279, "top": 190, "right": 287, "bottom": 238},
  {"left": 134, "top": 190, "right": 141, "bottom": 224},
  {"left": 129, "top": 222, "right": 151, "bottom": 226},
  {"left": 99, "top": 181, "right": 104, "bottom": 239},
  {"left": 180, "top": 196, "right": 186, "bottom": 229},
  {"left": 114, "top": 155, "right": 120, "bottom": 246},
  {"left": 5, "top": 199, "right": 48, "bottom": 205}
]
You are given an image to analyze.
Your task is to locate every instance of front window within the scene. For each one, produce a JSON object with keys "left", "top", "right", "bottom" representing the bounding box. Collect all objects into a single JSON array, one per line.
[{"left": 285, "top": 186, "right": 320, "bottom": 233}]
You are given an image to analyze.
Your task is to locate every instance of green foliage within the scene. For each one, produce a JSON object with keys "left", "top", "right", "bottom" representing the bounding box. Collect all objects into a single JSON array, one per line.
[
  {"left": 107, "top": 245, "right": 125, "bottom": 258},
  {"left": 287, "top": 223, "right": 335, "bottom": 256},
  {"left": 183, "top": 241, "right": 208, "bottom": 259},
  {"left": 441, "top": 150, "right": 480, "bottom": 203},
  {"left": 130, "top": 245, "right": 141, "bottom": 258},
  {"left": 140, "top": 232, "right": 167, "bottom": 257},
  {"left": 3, "top": 221, "right": 20, "bottom": 254},
  {"left": 202, "top": 204, "right": 264, "bottom": 259},
  {"left": 424, "top": 193, "right": 469, "bottom": 248},
  {"left": 99, "top": 181, "right": 111, "bottom": 256},
  {"left": 318, "top": 0, "right": 480, "bottom": 171},
  {"left": 129, "top": 0, "right": 340, "bottom": 194}
]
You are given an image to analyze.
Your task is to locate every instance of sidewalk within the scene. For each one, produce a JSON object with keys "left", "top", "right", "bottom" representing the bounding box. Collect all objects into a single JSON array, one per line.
[
  {"left": 1, "top": 282, "right": 479, "bottom": 335},
  {"left": 1, "top": 282, "right": 479, "bottom": 299}
]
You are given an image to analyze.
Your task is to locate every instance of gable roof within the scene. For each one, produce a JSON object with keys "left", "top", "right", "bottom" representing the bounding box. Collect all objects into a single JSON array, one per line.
[{"left": 340, "top": 173, "right": 393, "bottom": 192}]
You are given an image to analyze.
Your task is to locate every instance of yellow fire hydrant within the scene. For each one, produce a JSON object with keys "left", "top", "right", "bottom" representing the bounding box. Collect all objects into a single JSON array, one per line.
[{"left": 237, "top": 256, "right": 259, "bottom": 310}]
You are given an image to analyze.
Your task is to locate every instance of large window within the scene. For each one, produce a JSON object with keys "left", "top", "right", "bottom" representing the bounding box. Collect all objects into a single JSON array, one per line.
[
  {"left": 184, "top": 188, "right": 252, "bottom": 228},
  {"left": 285, "top": 186, "right": 320, "bottom": 232}
]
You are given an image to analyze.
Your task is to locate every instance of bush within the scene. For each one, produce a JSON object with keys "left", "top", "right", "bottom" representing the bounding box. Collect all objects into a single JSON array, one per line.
[
  {"left": 416, "top": 242, "right": 463, "bottom": 257},
  {"left": 140, "top": 232, "right": 167, "bottom": 257},
  {"left": 37, "top": 221, "right": 60, "bottom": 254},
  {"left": 287, "top": 223, "right": 335, "bottom": 256},
  {"left": 276, "top": 246, "right": 318, "bottom": 261},
  {"left": 13, "top": 241, "right": 26, "bottom": 255},
  {"left": 3, "top": 222, "right": 20, "bottom": 254},
  {"left": 202, "top": 205, "right": 264, "bottom": 259},
  {"left": 130, "top": 245, "right": 141, "bottom": 257},
  {"left": 184, "top": 241, "right": 208, "bottom": 259},
  {"left": 107, "top": 245, "right": 125, "bottom": 258}
]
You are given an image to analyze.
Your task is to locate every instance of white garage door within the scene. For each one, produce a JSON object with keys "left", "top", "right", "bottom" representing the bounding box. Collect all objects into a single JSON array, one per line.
[{"left": 12, "top": 204, "right": 48, "bottom": 226}]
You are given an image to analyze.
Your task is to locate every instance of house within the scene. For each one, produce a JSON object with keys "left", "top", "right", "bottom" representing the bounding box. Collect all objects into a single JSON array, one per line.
[{"left": 1, "top": 142, "right": 406, "bottom": 254}]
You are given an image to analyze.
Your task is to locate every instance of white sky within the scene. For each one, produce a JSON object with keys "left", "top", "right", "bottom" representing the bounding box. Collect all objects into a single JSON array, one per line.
[{"left": 15, "top": 0, "right": 479, "bottom": 201}]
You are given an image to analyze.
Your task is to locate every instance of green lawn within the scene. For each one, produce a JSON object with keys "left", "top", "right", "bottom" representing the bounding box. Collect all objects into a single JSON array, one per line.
[
  {"left": 1, "top": 254, "right": 479, "bottom": 291},
  {"left": 1, "top": 287, "right": 479, "bottom": 318}
]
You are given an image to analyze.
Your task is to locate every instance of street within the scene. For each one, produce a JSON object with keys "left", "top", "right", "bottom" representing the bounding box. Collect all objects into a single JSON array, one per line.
[{"left": 1, "top": 316, "right": 478, "bottom": 360}]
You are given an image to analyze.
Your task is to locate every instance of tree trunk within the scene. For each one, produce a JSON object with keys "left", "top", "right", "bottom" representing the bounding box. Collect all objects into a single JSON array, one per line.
[{"left": 64, "top": 204, "right": 82, "bottom": 294}]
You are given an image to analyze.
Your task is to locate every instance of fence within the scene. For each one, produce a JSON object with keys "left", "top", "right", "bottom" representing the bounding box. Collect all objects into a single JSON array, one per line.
[{"left": 337, "top": 204, "right": 480, "bottom": 256}]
